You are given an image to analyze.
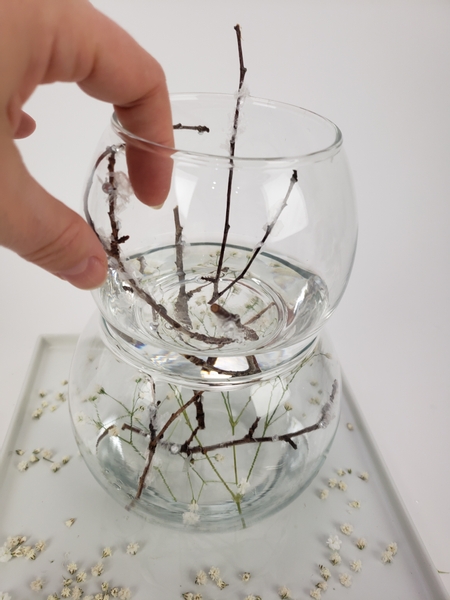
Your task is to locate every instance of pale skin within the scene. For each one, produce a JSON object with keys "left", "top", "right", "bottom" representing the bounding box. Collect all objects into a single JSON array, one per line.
[{"left": 0, "top": 0, "right": 174, "bottom": 289}]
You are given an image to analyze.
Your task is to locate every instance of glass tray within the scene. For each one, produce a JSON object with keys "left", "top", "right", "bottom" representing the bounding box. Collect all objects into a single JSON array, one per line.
[{"left": 0, "top": 335, "right": 448, "bottom": 599}]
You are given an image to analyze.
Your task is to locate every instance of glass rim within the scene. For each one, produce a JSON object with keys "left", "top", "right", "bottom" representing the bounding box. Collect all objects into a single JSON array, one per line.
[{"left": 111, "top": 92, "right": 343, "bottom": 165}]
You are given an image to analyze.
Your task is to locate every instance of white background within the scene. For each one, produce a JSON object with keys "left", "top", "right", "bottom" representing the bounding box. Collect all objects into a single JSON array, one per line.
[{"left": 0, "top": 0, "right": 449, "bottom": 593}]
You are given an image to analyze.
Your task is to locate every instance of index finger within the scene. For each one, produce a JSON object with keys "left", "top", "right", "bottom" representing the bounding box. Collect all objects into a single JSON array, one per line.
[{"left": 44, "top": 0, "right": 174, "bottom": 206}]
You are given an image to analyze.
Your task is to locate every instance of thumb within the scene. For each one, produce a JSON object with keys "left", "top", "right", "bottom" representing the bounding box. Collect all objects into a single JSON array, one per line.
[{"left": 0, "top": 137, "right": 107, "bottom": 289}]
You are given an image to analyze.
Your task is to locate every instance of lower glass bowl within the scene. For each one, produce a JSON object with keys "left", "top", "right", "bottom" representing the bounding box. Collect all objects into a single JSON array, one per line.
[{"left": 68, "top": 313, "right": 341, "bottom": 532}]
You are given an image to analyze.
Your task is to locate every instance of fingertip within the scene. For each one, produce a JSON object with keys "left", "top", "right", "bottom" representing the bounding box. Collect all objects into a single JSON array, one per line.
[{"left": 56, "top": 255, "right": 108, "bottom": 290}]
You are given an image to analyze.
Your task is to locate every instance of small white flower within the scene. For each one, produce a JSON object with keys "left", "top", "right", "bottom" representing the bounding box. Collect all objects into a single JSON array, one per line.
[
  {"left": 91, "top": 562, "right": 104, "bottom": 576},
  {"left": 101, "top": 582, "right": 109, "bottom": 592},
  {"left": 320, "top": 489, "right": 329, "bottom": 500},
  {"left": 62, "top": 455, "right": 71, "bottom": 464},
  {"left": 0, "top": 594, "right": 12, "bottom": 600},
  {"left": 208, "top": 567, "right": 220, "bottom": 582},
  {"left": 32, "top": 407, "right": 43, "bottom": 419},
  {"left": 237, "top": 478, "right": 251, "bottom": 495},
  {"left": 387, "top": 542, "right": 398, "bottom": 555},
  {"left": 29, "top": 454, "right": 39, "bottom": 464},
  {"left": 42, "top": 449, "right": 53, "bottom": 460},
  {"left": 126, "top": 542, "right": 139, "bottom": 556},
  {"left": 349, "top": 500, "right": 361, "bottom": 509},
  {"left": 51, "top": 462, "right": 61, "bottom": 472},
  {"left": 188, "top": 500, "right": 199, "bottom": 513},
  {"left": 327, "top": 535, "right": 342, "bottom": 550},
  {"left": 65, "top": 518, "right": 76, "bottom": 528},
  {"left": 39, "top": 390, "right": 47, "bottom": 397},
  {"left": 316, "top": 581, "right": 328, "bottom": 591},
  {"left": 340, "top": 523, "right": 353, "bottom": 536},
  {"left": 182, "top": 511, "right": 200, "bottom": 526},
  {"left": 328, "top": 478, "right": 337, "bottom": 488},
  {"left": 62, "top": 578, "right": 72, "bottom": 586},
  {"left": 110, "top": 589, "right": 119, "bottom": 598},
  {"left": 195, "top": 571, "right": 207, "bottom": 585},
  {"left": 182, "top": 594, "right": 194, "bottom": 600},
  {"left": 41, "top": 400, "right": 49, "bottom": 408},
  {"left": 284, "top": 401, "right": 293, "bottom": 411},
  {"left": 193, "top": 595, "right": 202, "bottom": 600},
  {"left": 346, "top": 422, "right": 354, "bottom": 430},
  {"left": 117, "top": 589, "right": 131, "bottom": 600},
  {"left": 102, "top": 547, "right": 112, "bottom": 558},
  {"left": 76, "top": 571, "right": 87, "bottom": 583},
  {"left": 0, "top": 547, "right": 12, "bottom": 563},
  {"left": 35, "top": 540, "right": 46, "bottom": 552},
  {"left": 67, "top": 562, "right": 78, "bottom": 574},
  {"left": 329, "top": 551, "right": 341, "bottom": 565},
  {"left": 350, "top": 559, "right": 362, "bottom": 572},
  {"left": 337, "top": 469, "right": 346, "bottom": 476},
  {"left": 319, "top": 565, "right": 331, "bottom": 580},
  {"left": 278, "top": 586, "right": 292, "bottom": 599},
  {"left": 75, "top": 412, "right": 86, "bottom": 424},
  {"left": 25, "top": 547, "right": 36, "bottom": 560},
  {"left": 17, "top": 461, "right": 29, "bottom": 472},
  {"left": 72, "top": 587, "right": 83, "bottom": 600},
  {"left": 381, "top": 550, "right": 394, "bottom": 564},
  {"left": 61, "top": 588, "right": 71, "bottom": 598},
  {"left": 309, "top": 589, "right": 321, "bottom": 600},
  {"left": 358, "top": 471, "right": 369, "bottom": 481},
  {"left": 339, "top": 573, "right": 352, "bottom": 588},
  {"left": 337, "top": 480, "right": 347, "bottom": 491},
  {"left": 242, "top": 572, "right": 251, "bottom": 582},
  {"left": 15, "top": 449, "right": 25, "bottom": 455},
  {"left": 213, "top": 578, "right": 227, "bottom": 589},
  {"left": 356, "top": 538, "right": 367, "bottom": 550},
  {"left": 30, "top": 578, "right": 44, "bottom": 591}
]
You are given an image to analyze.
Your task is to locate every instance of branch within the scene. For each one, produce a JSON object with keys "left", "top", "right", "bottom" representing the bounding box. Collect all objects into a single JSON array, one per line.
[
  {"left": 183, "top": 379, "right": 338, "bottom": 457},
  {"left": 133, "top": 390, "right": 204, "bottom": 501},
  {"left": 173, "top": 123, "right": 210, "bottom": 133},
  {"left": 173, "top": 206, "right": 192, "bottom": 327},
  {"left": 210, "top": 24, "right": 247, "bottom": 301},
  {"left": 213, "top": 170, "right": 298, "bottom": 302}
]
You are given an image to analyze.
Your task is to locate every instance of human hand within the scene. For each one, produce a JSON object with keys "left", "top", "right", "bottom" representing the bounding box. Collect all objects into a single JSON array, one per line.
[{"left": 0, "top": 0, "right": 173, "bottom": 289}]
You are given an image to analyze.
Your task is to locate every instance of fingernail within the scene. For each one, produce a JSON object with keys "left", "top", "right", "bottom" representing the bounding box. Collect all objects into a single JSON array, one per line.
[
  {"left": 57, "top": 256, "right": 107, "bottom": 290},
  {"left": 151, "top": 202, "right": 165, "bottom": 210}
]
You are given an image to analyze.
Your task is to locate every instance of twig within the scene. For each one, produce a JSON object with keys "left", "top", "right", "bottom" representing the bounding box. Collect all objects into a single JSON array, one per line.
[
  {"left": 133, "top": 390, "right": 204, "bottom": 501},
  {"left": 173, "top": 123, "right": 210, "bottom": 133},
  {"left": 173, "top": 206, "right": 192, "bottom": 327},
  {"left": 210, "top": 303, "right": 258, "bottom": 341},
  {"left": 213, "top": 170, "right": 298, "bottom": 301},
  {"left": 210, "top": 24, "right": 247, "bottom": 301},
  {"left": 183, "top": 379, "right": 338, "bottom": 456}
]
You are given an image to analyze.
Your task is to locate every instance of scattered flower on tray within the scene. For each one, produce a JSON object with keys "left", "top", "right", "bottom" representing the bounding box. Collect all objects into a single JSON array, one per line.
[
  {"left": 30, "top": 577, "right": 44, "bottom": 591},
  {"left": 340, "top": 523, "right": 353, "bottom": 536},
  {"left": 349, "top": 500, "right": 361, "bottom": 508},
  {"left": 65, "top": 518, "right": 76, "bottom": 528},
  {"left": 319, "top": 565, "right": 331, "bottom": 580},
  {"left": 126, "top": 542, "right": 139, "bottom": 555},
  {"left": 67, "top": 562, "right": 78, "bottom": 574},
  {"left": 346, "top": 422, "right": 354, "bottom": 430},
  {"left": 195, "top": 571, "right": 207, "bottom": 585},
  {"left": 102, "top": 547, "right": 112, "bottom": 558},
  {"left": 339, "top": 573, "right": 352, "bottom": 587},
  {"left": 278, "top": 585, "right": 292, "bottom": 598},
  {"left": 208, "top": 566, "right": 221, "bottom": 582},
  {"left": 326, "top": 535, "right": 342, "bottom": 551},
  {"left": 242, "top": 571, "right": 251, "bottom": 582},
  {"left": 358, "top": 471, "right": 369, "bottom": 481},
  {"left": 319, "top": 489, "right": 329, "bottom": 500},
  {"left": 316, "top": 581, "right": 328, "bottom": 591},
  {"left": 309, "top": 588, "right": 321, "bottom": 600},
  {"left": 337, "top": 480, "right": 347, "bottom": 491},
  {"left": 355, "top": 538, "right": 367, "bottom": 550},
  {"left": 350, "top": 559, "right": 362, "bottom": 572},
  {"left": 76, "top": 571, "right": 87, "bottom": 583},
  {"left": 328, "top": 478, "right": 337, "bottom": 488},
  {"left": 91, "top": 562, "right": 104, "bottom": 576},
  {"left": 17, "top": 460, "right": 29, "bottom": 472},
  {"left": 329, "top": 552, "right": 341, "bottom": 565},
  {"left": 387, "top": 542, "right": 398, "bottom": 555}
]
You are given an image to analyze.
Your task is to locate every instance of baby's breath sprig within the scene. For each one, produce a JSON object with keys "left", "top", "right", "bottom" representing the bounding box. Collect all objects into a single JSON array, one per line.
[
  {"left": 358, "top": 471, "right": 369, "bottom": 481},
  {"left": 126, "top": 542, "right": 139, "bottom": 556},
  {"left": 65, "top": 518, "right": 76, "bottom": 528},
  {"left": 195, "top": 571, "right": 207, "bottom": 585},
  {"left": 30, "top": 577, "right": 44, "bottom": 591},
  {"left": 242, "top": 572, "right": 251, "bottom": 582},
  {"left": 278, "top": 586, "right": 292, "bottom": 599},
  {"left": 355, "top": 538, "right": 367, "bottom": 550},
  {"left": 339, "top": 573, "right": 352, "bottom": 587}
]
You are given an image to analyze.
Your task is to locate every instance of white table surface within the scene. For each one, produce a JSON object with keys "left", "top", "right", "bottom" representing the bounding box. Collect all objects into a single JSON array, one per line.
[{"left": 1, "top": 0, "right": 449, "bottom": 594}]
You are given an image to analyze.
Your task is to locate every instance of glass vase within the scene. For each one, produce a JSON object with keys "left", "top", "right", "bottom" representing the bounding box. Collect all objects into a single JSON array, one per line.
[{"left": 69, "top": 93, "right": 357, "bottom": 531}]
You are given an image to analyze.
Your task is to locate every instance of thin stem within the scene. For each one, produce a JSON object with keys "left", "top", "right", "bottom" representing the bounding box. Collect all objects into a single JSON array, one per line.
[
  {"left": 173, "top": 123, "right": 210, "bottom": 133},
  {"left": 213, "top": 170, "right": 298, "bottom": 301},
  {"left": 173, "top": 206, "right": 192, "bottom": 327},
  {"left": 210, "top": 24, "right": 247, "bottom": 301}
]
